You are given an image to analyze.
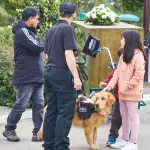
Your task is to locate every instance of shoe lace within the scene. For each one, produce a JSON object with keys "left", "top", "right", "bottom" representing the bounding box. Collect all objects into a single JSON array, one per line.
[
  {"left": 8, "top": 130, "right": 17, "bottom": 136},
  {"left": 109, "top": 137, "right": 116, "bottom": 142}
]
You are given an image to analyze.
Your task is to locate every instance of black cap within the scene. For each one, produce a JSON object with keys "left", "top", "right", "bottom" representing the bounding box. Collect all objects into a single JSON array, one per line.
[{"left": 59, "top": 2, "right": 76, "bottom": 15}]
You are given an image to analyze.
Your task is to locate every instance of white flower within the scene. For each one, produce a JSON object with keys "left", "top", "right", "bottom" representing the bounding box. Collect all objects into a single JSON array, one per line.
[
  {"left": 102, "top": 15, "right": 107, "bottom": 19},
  {"left": 104, "top": 11, "right": 110, "bottom": 17},
  {"left": 109, "top": 14, "right": 116, "bottom": 22},
  {"left": 106, "top": 7, "right": 111, "bottom": 11},
  {"left": 97, "top": 10, "right": 102, "bottom": 15},
  {"left": 100, "top": 8, "right": 107, "bottom": 14},
  {"left": 91, "top": 13, "right": 97, "bottom": 19},
  {"left": 86, "top": 12, "right": 91, "bottom": 18},
  {"left": 99, "top": 4, "right": 105, "bottom": 9},
  {"left": 85, "top": 4, "right": 119, "bottom": 24},
  {"left": 91, "top": 6, "right": 99, "bottom": 14},
  {"left": 110, "top": 17, "right": 115, "bottom": 22}
]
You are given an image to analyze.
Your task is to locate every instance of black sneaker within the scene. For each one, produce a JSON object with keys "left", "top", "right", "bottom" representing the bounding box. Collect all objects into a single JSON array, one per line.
[
  {"left": 32, "top": 134, "right": 43, "bottom": 142},
  {"left": 3, "top": 130, "right": 20, "bottom": 142}
]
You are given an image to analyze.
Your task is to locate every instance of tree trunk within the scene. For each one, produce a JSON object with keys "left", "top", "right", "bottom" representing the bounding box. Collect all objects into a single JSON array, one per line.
[{"left": 143, "top": 0, "right": 150, "bottom": 36}]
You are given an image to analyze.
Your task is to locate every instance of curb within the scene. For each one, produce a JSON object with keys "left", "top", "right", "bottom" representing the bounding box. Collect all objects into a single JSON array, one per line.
[
  {"left": 142, "top": 94, "right": 150, "bottom": 102},
  {"left": 0, "top": 95, "right": 149, "bottom": 125},
  {"left": 0, "top": 111, "right": 32, "bottom": 125}
]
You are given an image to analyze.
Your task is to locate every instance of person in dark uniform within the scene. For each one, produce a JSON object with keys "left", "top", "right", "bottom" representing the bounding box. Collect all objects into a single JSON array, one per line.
[{"left": 42, "top": 2, "right": 82, "bottom": 150}]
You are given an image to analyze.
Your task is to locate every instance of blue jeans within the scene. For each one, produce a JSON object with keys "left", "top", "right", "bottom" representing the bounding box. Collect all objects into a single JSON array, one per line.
[{"left": 5, "top": 83, "right": 44, "bottom": 134}]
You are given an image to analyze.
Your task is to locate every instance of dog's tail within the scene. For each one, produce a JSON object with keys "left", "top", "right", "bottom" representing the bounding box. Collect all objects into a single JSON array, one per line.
[
  {"left": 37, "top": 105, "right": 48, "bottom": 140},
  {"left": 37, "top": 124, "right": 43, "bottom": 140}
]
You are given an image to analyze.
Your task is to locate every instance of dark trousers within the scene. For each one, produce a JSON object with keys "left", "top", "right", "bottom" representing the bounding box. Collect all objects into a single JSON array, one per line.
[
  {"left": 5, "top": 83, "right": 44, "bottom": 135},
  {"left": 109, "top": 100, "right": 122, "bottom": 138},
  {"left": 43, "top": 68, "right": 76, "bottom": 150}
]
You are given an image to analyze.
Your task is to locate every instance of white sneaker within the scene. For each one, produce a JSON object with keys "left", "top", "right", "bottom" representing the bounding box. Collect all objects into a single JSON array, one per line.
[
  {"left": 110, "top": 139, "right": 128, "bottom": 149},
  {"left": 120, "top": 143, "right": 138, "bottom": 150}
]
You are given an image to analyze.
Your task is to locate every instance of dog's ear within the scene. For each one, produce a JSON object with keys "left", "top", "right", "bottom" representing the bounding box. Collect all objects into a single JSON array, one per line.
[
  {"left": 92, "top": 94, "right": 98, "bottom": 104},
  {"left": 107, "top": 93, "right": 116, "bottom": 107}
]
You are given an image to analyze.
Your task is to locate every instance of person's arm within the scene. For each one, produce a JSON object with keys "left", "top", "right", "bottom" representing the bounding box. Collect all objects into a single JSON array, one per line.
[
  {"left": 127, "top": 52, "right": 145, "bottom": 89},
  {"left": 65, "top": 50, "right": 79, "bottom": 78},
  {"left": 104, "top": 67, "right": 117, "bottom": 83},
  {"left": 107, "top": 68, "right": 119, "bottom": 89},
  {"left": 64, "top": 26, "right": 82, "bottom": 90},
  {"left": 16, "top": 28, "right": 45, "bottom": 54},
  {"left": 103, "top": 62, "right": 120, "bottom": 91},
  {"left": 65, "top": 50, "right": 81, "bottom": 88},
  {"left": 99, "top": 67, "right": 116, "bottom": 88}
]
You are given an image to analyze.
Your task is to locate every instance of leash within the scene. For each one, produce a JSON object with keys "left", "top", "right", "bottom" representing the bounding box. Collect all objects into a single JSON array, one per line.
[{"left": 75, "top": 51, "right": 88, "bottom": 95}]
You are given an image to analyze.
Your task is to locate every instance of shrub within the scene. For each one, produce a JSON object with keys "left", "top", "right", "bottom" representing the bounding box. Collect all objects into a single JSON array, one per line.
[
  {"left": 0, "top": 0, "right": 84, "bottom": 108},
  {"left": 0, "top": 27, "right": 16, "bottom": 107},
  {"left": 0, "top": 6, "right": 9, "bottom": 26}
]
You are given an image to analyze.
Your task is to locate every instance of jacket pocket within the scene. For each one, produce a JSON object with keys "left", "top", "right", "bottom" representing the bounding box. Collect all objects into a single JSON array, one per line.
[
  {"left": 118, "top": 81, "right": 129, "bottom": 93},
  {"left": 119, "top": 85, "right": 143, "bottom": 97}
]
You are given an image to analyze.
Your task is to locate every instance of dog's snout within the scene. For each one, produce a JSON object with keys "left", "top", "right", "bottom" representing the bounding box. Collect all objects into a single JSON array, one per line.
[{"left": 95, "top": 104, "right": 99, "bottom": 109}]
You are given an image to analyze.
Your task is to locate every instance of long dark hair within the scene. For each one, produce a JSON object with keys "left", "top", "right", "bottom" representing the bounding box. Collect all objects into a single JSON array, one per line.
[{"left": 121, "top": 30, "right": 146, "bottom": 64}]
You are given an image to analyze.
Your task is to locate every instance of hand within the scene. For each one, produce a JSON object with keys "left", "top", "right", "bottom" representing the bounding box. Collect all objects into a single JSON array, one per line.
[
  {"left": 99, "top": 82, "right": 107, "bottom": 88},
  {"left": 74, "top": 77, "right": 82, "bottom": 90},
  {"left": 13, "top": 60, "right": 15, "bottom": 66},
  {"left": 45, "top": 54, "right": 48, "bottom": 60},
  {"left": 102, "top": 86, "right": 112, "bottom": 91},
  {"left": 76, "top": 57, "right": 79, "bottom": 63}
]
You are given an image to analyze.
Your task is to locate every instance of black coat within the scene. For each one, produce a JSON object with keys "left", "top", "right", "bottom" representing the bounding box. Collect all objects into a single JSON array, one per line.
[{"left": 12, "top": 20, "right": 45, "bottom": 86}]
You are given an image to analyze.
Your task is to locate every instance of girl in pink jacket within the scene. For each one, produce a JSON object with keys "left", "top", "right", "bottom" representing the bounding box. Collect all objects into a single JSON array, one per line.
[{"left": 103, "top": 30, "right": 146, "bottom": 150}]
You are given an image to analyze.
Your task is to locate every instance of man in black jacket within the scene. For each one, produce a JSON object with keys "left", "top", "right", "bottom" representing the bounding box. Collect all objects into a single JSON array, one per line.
[{"left": 3, "top": 7, "right": 45, "bottom": 142}]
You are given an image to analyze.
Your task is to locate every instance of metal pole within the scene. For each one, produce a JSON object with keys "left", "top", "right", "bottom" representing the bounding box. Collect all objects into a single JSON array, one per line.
[{"left": 102, "top": 47, "right": 115, "bottom": 69}]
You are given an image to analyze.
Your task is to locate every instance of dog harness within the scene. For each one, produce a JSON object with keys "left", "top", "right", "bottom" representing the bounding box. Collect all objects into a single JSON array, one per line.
[{"left": 76, "top": 96, "right": 98, "bottom": 119}]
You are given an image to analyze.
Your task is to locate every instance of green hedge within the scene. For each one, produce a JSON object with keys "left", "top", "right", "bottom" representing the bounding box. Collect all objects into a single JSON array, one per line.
[
  {"left": 0, "top": 27, "right": 48, "bottom": 108},
  {"left": 0, "top": 27, "right": 16, "bottom": 107},
  {"left": 0, "top": 6, "right": 9, "bottom": 26},
  {"left": 0, "top": 26, "right": 86, "bottom": 108}
]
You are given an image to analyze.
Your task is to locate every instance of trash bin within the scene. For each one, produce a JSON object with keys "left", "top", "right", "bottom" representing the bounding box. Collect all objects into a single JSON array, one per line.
[{"left": 79, "top": 13, "right": 86, "bottom": 21}]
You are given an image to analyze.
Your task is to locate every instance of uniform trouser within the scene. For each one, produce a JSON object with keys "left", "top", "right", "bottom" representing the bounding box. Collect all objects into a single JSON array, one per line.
[
  {"left": 109, "top": 100, "right": 122, "bottom": 138},
  {"left": 43, "top": 68, "right": 76, "bottom": 150},
  {"left": 5, "top": 83, "right": 44, "bottom": 135}
]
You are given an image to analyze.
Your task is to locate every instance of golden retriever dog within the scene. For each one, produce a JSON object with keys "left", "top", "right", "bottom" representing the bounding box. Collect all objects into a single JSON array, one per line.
[{"left": 37, "top": 91, "right": 115, "bottom": 150}]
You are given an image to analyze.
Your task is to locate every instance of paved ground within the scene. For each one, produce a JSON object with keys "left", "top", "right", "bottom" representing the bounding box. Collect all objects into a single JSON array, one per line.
[
  {"left": 0, "top": 86, "right": 150, "bottom": 150},
  {"left": 0, "top": 101, "right": 149, "bottom": 150}
]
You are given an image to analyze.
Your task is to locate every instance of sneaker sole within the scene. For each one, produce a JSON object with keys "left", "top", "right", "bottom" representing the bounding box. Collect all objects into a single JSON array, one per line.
[
  {"left": 3, "top": 132, "right": 20, "bottom": 142},
  {"left": 106, "top": 141, "right": 116, "bottom": 147},
  {"left": 3, "top": 132, "right": 7, "bottom": 138},
  {"left": 31, "top": 137, "right": 43, "bottom": 142},
  {"left": 32, "top": 139, "right": 43, "bottom": 142},
  {"left": 106, "top": 144, "right": 111, "bottom": 147},
  {"left": 106, "top": 143, "right": 116, "bottom": 147},
  {"left": 111, "top": 146, "right": 124, "bottom": 149}
]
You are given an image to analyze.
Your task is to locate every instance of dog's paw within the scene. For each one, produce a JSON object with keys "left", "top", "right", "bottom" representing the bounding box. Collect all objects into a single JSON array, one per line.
[{"left": 91, "top": 145, "right": 99, "bottom": 150}]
